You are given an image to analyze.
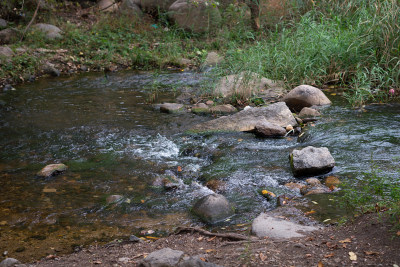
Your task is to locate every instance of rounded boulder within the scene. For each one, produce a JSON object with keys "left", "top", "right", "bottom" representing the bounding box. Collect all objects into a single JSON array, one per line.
[
  {"left": 283, "top": 85, "right": 331, "bottom": 112},
  {"left": 192, "top": 193, "right": 234, "bottom": 224}
]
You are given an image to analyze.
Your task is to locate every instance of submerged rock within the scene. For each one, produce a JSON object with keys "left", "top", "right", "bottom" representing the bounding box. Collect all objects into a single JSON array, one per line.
[
  {"left": 284, "top": 182, "right": 306, "bottom": 193},
  {"left": 325, "top": 176, "right": 341, "bottom": 187},
  {"left": 106, "top": 194, "right": 123, "bottom": 204},
  {"left": 283, "top": 85, "right": 331, "bottom": 112},
  {"left": 252, "top": 213, "right": 318, "bottom": 239},
  {"left": 192, "top": 193, "right": 234, "bottom": 224},
  {"left": 36, "top": 163, "right": 68, "bottom": 177},
  {"left": 299, "top": 107, "right": 321, "bottom": 118},
  {"left": 191, "top": 102, "right": 297, "bottom": 133},
  {"left": 290, "top": 146, "right": 335, "bottom": 177}
]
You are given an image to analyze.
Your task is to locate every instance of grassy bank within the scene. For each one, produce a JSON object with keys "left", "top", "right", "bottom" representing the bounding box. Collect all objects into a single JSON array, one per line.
[{"left": 0, "top": 0, "right": 399, "bottom": 106}]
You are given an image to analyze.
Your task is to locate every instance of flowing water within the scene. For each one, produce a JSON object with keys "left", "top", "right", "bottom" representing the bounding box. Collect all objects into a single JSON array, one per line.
[{"left": 0, "top": 71, "right": 399, "bottom": 261}]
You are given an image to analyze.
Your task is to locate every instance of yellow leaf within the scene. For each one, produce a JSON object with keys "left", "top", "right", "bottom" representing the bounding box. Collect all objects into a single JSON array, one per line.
[
  {"left": 177, "top": 166, "right": 182, "bottom": 172},
  {"left": 43, "top": 188, "right": 57, "bottom": 193},
  {"left": 318, "top": 261, "right": 324, "bottom": 267},
  {"left": 205, "top": 249, "right": 215, "bottom": 253},
  {"left": 339, "top": 238, "right": 351, "bottom": 243},
  {"left": 145, "top": 236, "right": 159, "bottom": 240},
  {"left": 349, "top": 252, "right": 357, "bottom": 261},
  {"left": 330, "top": 93, "right": 337, "bottom": 96},
  {"left": 305, "top": 210, "right": 316, "bottom": 215},
  {"left": 141, "top": 199, "right": 145, "bottom": 203}
]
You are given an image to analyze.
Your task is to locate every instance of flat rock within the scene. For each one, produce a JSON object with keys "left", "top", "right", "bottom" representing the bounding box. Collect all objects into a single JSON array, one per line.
[
  {"left": 299, "top": 107, "right": 321, "bottom": 118},
  {"left": 106, "top": 194, "right": 123, "bottom": 204},
  {"left": 0, "top": 258, "right": 26, "bottom": 267},
  {"left": 37, "top": 163, "right": 68, "bottom": 177},
  {"left": 139, "top": 248, "right": 184, "bottom": 267},
  {"left": 290, "top": 146, "right": 335, "bottom": 177},
  {"left": 192, "top": 193, "right": 234, "bottom": 224},
  {"left": 210, "top": 104, "right": 237, "bottom": 114},
  {"left": 254, "top": 121, "right": 286, "bottom": 137},
  {"left": 159, "top": 103, "right": 184, "bottom": 113},
  {"left": 191, "top": 102, "right": 296, "bottom": 132},
  {"left": 252, "top": 212, "right": 319, "bottom": 239},
  {"left": 283, "top": 85, "right": 331, "bottom": 112}
]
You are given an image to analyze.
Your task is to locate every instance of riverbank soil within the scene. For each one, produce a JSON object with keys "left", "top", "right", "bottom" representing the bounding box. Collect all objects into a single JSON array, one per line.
[{"left": 32, "top": 212, "right": 400, "bottom": 266}]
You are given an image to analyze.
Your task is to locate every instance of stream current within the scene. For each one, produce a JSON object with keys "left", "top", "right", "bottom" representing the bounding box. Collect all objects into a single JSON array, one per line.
[{"left": 0, "top": 71, "right": 399, "bottom": 261}]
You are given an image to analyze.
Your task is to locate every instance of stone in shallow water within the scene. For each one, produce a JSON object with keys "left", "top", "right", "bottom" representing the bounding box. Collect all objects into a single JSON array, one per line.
[
  {"left": 159, "top": 103, "right": 184, "bottom": 113},
  {"left": 106, "top": 195, "right": 123, "bottom": 204},
  {"left": 36, "top": 163, "right": 67, "bottom": 177},
  {"left": 283, "top": 85, "right": 331, "bottom": 112},
  {"left": 290, "top": 146, "right": 335, "bottom": 177},
  {"left": 192, "top": 193, "right": 234, "bottom": 224},
  {"left": 0, "top": 258, "right": 26, "bottom": 267}
]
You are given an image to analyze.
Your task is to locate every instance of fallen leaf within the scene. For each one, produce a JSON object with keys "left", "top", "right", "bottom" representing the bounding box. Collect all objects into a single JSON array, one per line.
[
  {"left": 330, "top": 93, "right": 337, "bottom": 96},
  {"left": 205, "top": 249, "right": 215, "bottom": 253},
  {"left": 305, "top": 254, "right": 312, "bottom": 258},
  {"left": 177, "top": 166, "right": 182, "bottom": 172},
  {"left": 323, "top": 219, "right": 331, "bottom": 223},
  {"left": 145, "top": 236, "right": 159, "bottom": 240},
  {"left": 0, "top": 221, "right": 7, "bottom": 226},
  {"left": 93, "top": 260, "right": 102, "bottom": 264},
  {"left": 339, "top": 238, "right": 351, "bottom": 243},
  {"left": 43, "top": 188, "right": 57, "bottom": 193},
  {"left": 324, "top": 253, "right": 334, "bottom": 258},
  {"left": 141, "top": 199, "right": 145, "bottom": 203},
  {"left": 207, "top": 236, "right": 216, "bottom": 242},
  {"left": 200, "top": 257, "right": 206, "bottom": 262},
  {"left": 342, "top": 244, "right": 347, "bottom": 248},
  {"left": 305, "top": 210, "right": 316, "bottom": 216},
  {"left": 318, "top": 261, "right": 324, "bottom": 267},
  {"left": 349, "top": 252, "right": 357, "bottom": 261},
  {"left": 197, "top": 236, "right": 204, "bottom": 241},
  {"left": 237, "top": 139, "right": 243, "bottom": 142},
  {"left": 397, "top": 231, "right": 400, "bottom": 236},
  {"left": 311, "top": 201, "right": 318, "bottom": 205},
  {"left": 259, "top": 253, "right": 267, "bottom": 261}
]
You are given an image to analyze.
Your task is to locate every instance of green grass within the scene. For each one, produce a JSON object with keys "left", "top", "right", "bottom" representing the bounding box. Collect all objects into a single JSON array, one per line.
[{"left": 340, "top": 162, "right": 400, "bottom": 227}]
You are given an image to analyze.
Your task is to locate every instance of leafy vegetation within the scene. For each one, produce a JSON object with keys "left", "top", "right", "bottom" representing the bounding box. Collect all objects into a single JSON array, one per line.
[
  {"left": 0, "top": 0, "right": 399, "bottom": 106},
  {"left": 340, "top": 161, "right": 400, "bottom": 227}
]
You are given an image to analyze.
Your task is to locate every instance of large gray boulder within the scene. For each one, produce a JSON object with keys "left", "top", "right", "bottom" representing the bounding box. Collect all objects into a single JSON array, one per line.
[
  {"left": 120, "top": 0, "right": 143, "bottom": 15},
  {"left": 32, "top": 23, "right": 62, "bottom": 40},
  {"left": 0, "top": 28, "right": 20, "bottom": 44},
  {"left": 252, "top": 213, "right": 318, "bottom": 239},
  {"left": 192, "top": 193, "right": 234, "bottom": 224},
  {"left": 98, "top": 0, "right": 119, "bottom": 12},
  {"left": 214, "top": 72, "right": 285, "bottom": 101},
  {"left": 168, "top": 0, "right": 221, "bottom": 33},
  {"left": 290, "top": 146, "right": 335, "bottom": 177},
  {"left": 283, "top": 85, "right": 331, "bottom": 112},
  {"left": 190, "top": 102, "right": 297, "bottom": 133}
]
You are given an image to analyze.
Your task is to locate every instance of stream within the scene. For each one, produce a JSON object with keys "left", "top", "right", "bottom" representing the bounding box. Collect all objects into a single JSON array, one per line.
[{"left": 1, "top": 71, "right": 399, "bottom": 262}]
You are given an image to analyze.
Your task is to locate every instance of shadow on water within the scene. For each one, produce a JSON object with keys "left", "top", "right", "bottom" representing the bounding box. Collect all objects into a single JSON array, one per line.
[{"left": 0, "top": 71, "right": 399, "bottom": 261}]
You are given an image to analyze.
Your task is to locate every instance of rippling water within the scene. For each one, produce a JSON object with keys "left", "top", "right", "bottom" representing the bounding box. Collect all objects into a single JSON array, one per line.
[{"left": 0, "top": 71, "right": 399, "bottom": 261}]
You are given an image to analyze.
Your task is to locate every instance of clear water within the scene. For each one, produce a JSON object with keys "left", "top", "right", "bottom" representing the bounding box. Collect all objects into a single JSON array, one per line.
[{"left": 0, "top": 71, "right": 399, "bottom": 261}]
